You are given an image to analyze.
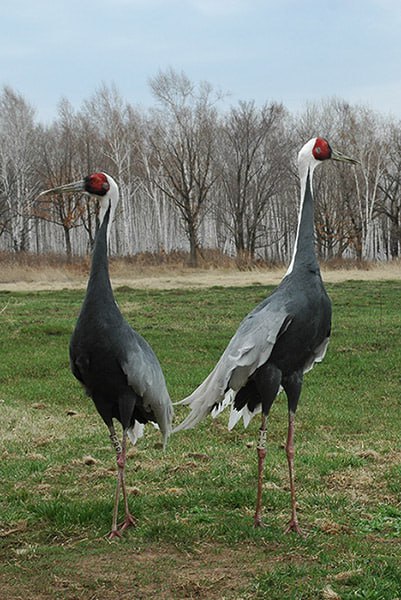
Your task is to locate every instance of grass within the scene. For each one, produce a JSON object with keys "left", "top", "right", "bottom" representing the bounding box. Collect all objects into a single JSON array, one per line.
[{"left": 1, "top": 280, "right": 401, "bottom": 599}]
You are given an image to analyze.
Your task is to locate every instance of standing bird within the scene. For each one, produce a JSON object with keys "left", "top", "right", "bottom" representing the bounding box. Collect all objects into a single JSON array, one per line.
[
  {"left": 174, "top": 138, "right": 357, "bottom": 533},
  {"left": 40, "top": 173, "right": 173, "bottom": 539}
]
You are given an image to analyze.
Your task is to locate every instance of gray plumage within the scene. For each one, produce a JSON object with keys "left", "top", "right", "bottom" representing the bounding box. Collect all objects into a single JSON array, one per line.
[
  {"left": 40, "top": 172, "right": 173, "bottom": 537},
  {"left": 70, "top": 205, "right": 173, "bottom": 447}
]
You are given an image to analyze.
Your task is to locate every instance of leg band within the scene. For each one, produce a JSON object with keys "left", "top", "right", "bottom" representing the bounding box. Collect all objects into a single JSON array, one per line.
[
  {"left": 257, "top": 426, "right": 267, "bottom": 450},
  {"left": 110, "top": 433, "right": 122, "bottom": 455}
]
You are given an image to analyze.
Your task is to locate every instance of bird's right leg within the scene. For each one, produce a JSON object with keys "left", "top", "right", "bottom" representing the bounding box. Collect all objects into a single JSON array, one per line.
[
  {"left": 254, "top": 413, "right": 267, "bottom": 527},
  {"left": 108, "top": 426, "right": 136, "bottom": 538},
  {"left": 252, "top": 365, "right": 281, "bottom": 528},
  {"left": 117, "top": 428, "right": 136, "bottom": 532}
]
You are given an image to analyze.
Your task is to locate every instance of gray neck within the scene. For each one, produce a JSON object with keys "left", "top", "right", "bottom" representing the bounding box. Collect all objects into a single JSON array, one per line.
[{"left": 85, "top": 204, "right": 114, "bottom": 303}]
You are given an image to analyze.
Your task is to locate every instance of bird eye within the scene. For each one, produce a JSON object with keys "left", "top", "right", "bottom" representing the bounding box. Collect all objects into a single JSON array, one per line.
[{"left": 315, "top": 147, "right": 321, "bottom": 154}]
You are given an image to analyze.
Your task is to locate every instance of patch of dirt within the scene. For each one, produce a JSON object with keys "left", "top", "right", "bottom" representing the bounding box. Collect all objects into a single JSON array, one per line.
[
  {"left": 0, "top": 540, "right": 284, "bottom": 600},
  {"left": 1, "top": 263, "right": 401, "bottom": 292}
]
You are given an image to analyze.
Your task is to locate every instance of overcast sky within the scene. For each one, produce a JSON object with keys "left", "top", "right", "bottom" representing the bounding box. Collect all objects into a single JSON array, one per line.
[{"left": 1, "top": 0, "right": 400, "bottom": 122}]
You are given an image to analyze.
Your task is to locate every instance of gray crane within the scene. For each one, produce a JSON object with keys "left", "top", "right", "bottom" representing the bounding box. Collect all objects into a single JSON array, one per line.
[
  {"left": 174, "top": 138, "right": 357, "bottom": 533},
  {"left": 40, "top": 173, "right": 174, "bottom": 539}
]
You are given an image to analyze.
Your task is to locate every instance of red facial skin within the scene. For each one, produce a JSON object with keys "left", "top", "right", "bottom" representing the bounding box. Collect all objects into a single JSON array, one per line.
[
  {"left": 84, "top": 173, "right": 110, "bottom": 196},
  {"left": 312, "top": 138, "right": 332, "bottom": 161}
]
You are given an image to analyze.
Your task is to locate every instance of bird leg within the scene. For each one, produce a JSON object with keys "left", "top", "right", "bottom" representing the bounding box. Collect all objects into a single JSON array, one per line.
[
  {"left": 110, "top": 465, "right": 122, "bottom": 540},
  {"left": 254, "top": 413, "right": 267, "bottom": 527},
  {"left": 118, "top": 431, "right": 137, "bottom": 532},
  {"left": 108, "top": 427, "right": 136, "bottom": 539},
  {"left": 284, "top": 410, "right": 302, "bottom": 535}
]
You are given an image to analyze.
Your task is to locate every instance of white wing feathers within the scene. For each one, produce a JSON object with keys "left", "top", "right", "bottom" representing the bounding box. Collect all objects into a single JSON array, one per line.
[
  {"left": 302, "top": 336, "right": 330, "bottom": 374},
  {"left": 122, "top": 335, "right": 173, "bottom": 449},
  {"left": 127, "top": 421, "right": 145, "bottom": 445},
  {"left": 173, "top": 305, "right": 291, "bottom": 433}
]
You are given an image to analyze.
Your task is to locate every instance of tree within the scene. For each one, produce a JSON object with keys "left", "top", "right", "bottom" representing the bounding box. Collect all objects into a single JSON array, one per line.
[
  {"left": 149, "top": 68, "right": 221, "bottom": 266},
  {"left": 82, "top": 83, "right": 145, "bottom": 255},
  {"left": 376, "top": 121, "right": 401, "bottom": 257},
  {"left": 36, "top": 99, "right": 98, "bottom": 259},
  {"left": 351, "top": 108, "right": 387, "bottom": 260},
  {"left": 0, "top": 86, "right": 40, "bottom": 251},
  {"left": 218, "top": 101, "right": 289, "bottom": 263}
]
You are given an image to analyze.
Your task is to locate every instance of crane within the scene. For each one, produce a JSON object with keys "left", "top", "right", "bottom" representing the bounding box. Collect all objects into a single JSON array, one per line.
[
  {"left": 40, "top": 173, "right": 174, "bottom": 539},
  {"left": 174, "top": 138, "right": 357, "bottom": 533}
]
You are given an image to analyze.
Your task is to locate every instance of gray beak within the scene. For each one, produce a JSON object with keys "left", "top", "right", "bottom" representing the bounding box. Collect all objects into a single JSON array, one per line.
[
  {"left": 331, "top": 149, "right": 359, "bottom": 165},
  {"left": 38, "top": 180, "right": 86, "bottom": 197}
]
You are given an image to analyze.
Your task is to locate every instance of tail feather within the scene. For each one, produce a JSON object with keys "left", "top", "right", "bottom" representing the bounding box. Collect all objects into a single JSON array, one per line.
[
  {"left": 211, "top": 390, "right": 233, "bottom": 419},
  {"left": 172, "top": 366, "right": 227, "bottom": 432},
  {"left": 228, "top": 405, "right": 242, "bottom": 430}
]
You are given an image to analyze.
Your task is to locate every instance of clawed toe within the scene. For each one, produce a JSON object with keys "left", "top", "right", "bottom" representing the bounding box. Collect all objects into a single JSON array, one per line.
[
  {"left": 284, "top": 519, "right": 304, "bottom": 536},
  {"left": 119, "top": 514, "right": 137, "bottom": 531}
]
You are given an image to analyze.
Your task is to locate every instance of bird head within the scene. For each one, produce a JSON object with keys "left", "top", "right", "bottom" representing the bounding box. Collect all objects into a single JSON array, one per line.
[
  {"left": 39, "top": 172, "right": 119, "bottom": 242},
  {"left": 299, "top": 137, "right": 358, "bottom": 171},
  {"left": 297, "top": 137, "right": 358, "bottom": 197}
]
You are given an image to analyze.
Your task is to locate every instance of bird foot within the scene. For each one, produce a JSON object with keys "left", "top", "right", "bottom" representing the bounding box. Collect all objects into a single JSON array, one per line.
[
  {"left": 253, "top": 514, "right": 266, "bottom": 528},
  {"left": 284, "top": 518, "right": 304, "bottom": 536},
  {"left": 108, "top": 529, "right": 123, "bottom": 541},
  {"left": 119, "top": 513, "right": 137, "bottom": 532},
  {"left": 107, "top": 514, "right": 136, "bottom": 539}
]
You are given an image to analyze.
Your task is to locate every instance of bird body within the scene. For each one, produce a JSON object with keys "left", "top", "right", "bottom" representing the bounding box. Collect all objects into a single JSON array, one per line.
[
  {"left": 70, "top": 206, "right": 172, "bottom": 446},
  {"left": 175, "top": 143, "right": 332, "bottom": 433},
  {"left": 174, "top": 138, "right": 356, "bottom": 531},
  {"left": 40, "top": 172, "right": 173, "bottom": 537}
]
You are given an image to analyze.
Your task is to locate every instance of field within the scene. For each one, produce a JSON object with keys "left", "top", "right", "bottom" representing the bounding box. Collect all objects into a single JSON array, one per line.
[{"left": 1, "top": 270, "right": 401, "bottom": 599}]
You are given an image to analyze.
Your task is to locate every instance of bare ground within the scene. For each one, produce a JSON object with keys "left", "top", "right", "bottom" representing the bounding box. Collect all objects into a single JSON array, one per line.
[
  {"left": 1, "top": 262, "right": 400, "bottom": 292},
  {"left": 1, "top": 539, "right": 284, "bottom": 600}
]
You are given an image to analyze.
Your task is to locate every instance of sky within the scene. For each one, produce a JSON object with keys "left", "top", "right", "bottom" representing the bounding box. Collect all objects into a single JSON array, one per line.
[{"left": 0, "top": 0, "right": 401, "bottom": 123}]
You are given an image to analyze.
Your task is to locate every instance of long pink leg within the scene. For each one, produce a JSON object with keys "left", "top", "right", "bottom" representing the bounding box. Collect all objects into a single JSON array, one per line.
[
  {"left": 254, "top": 414, "right": 267, "bottom": 527},
  {"left": 109, "top": 469, "right": 122, "bottom": 539},
  {"left": 118, "top": 430, "right": 136, "bottom": 532},
  {"left": 284, "top": 411, "right": 302, "bottom": 535}
]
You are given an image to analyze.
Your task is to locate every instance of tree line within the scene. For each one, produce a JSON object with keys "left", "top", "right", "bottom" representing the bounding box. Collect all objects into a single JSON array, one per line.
[{"left": 1, "top": 68, "right": 400, "bottom": 267}]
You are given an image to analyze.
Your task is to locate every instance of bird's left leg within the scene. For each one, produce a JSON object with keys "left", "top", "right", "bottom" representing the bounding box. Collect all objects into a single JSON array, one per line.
[
  {"left": 284, "top": 410, "right": 303, "bottom": 535},
  {"left": 283, "top": 373, "right": 303, "bottom": 535}
]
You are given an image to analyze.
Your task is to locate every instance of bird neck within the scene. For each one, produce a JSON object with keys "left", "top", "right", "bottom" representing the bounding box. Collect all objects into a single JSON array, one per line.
[
  {"left": 86, "top": 204, "right": 114, "bottom": 301},
  {"left": 285, "top": 167, "right": 319, "bottom": 276}
]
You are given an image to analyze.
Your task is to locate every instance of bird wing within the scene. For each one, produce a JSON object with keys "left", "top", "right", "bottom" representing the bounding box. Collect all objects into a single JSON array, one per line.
[
  {"left": 173, "top": 303, "right": 292, "bottom": 432},
  {"left": 120, "top": 330, "right": 173, "bottom": 447}
]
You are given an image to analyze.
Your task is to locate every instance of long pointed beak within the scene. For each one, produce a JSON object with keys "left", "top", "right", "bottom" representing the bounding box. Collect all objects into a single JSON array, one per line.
[
  {"left": 38, "top": 180, "right": 86, "bottom": 197},
  {"left": 331, "top": 149, "right": 359, "bottom": 165}
]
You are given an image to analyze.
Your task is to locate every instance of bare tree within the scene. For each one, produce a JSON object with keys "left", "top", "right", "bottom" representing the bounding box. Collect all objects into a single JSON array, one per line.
[
  {"left": 149, "top": 68, "right": 221, "bottom": 266},
  {"left": 82, "top": 83, "right": 149, "bottom": 255},
  {"left": 0, "top": 86, "right": 40, "bottom": 251},
  {"left": 351, "top": 108, "right": 387, "bottom": 260},
  {"left": 218, "top": 101, "right": 289, "bottom": 263},
  {"left": 36, "top": 99, "right": 99, "bottom": 258},
  {"left": 376, "top": 121, "right": 401, "bottom": 257}
]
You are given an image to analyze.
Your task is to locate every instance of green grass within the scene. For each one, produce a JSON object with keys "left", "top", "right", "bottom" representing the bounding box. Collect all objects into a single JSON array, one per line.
[{"left": 1, "top": 280, "right": 401, "bottom": 599}]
